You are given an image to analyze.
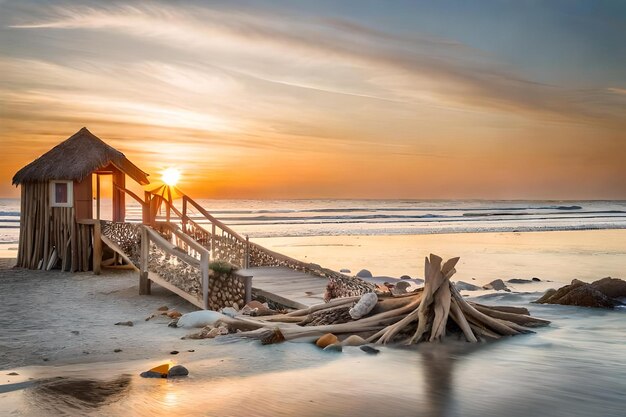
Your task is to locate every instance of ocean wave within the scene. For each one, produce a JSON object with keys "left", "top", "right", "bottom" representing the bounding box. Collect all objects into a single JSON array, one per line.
[{"left": 196, "top": 205, "right": 585, "bottom": 215}]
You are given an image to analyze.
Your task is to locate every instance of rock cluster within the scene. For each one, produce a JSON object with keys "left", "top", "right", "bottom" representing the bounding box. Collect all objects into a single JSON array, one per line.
[
  {"left": 535, "top": 277, "right": 626, "bottom": 308},
  {"left": 206, "top": 271, "right": 246, "bottom": 311}
]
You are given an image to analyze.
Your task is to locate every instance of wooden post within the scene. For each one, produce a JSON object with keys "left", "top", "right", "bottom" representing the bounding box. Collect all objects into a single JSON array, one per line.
[
  {"left": 211, "top": 223, "right": 216, "bottom": 260},
  {"left": 93, "top": 220, "right": 102, "bottom": 275},
  {"left": 201, "top": 251, "right": 209, "bottom": 310},
  {"left": 143, "top": 191, "right": 151, "bottom": 224},
  {"left": 245, "top": 235, "right": 250, "bottom": 268},
  {"left": 182, "top": 196, "right": 188, "bottom": 232},
  {"left": 139, "top": 226, "right": 151, "bottom": 295},
  {"left": 96, "top": 174, "right": 101, "bottom": 220}
]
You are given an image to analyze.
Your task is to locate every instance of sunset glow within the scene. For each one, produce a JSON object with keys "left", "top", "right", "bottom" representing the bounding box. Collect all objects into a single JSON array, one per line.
[{"left": 1, "top": 1, "right": 625, "bottom": 199}]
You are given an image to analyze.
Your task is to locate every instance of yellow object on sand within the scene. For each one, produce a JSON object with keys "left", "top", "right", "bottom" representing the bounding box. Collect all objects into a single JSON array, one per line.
[{"left": 149, "top": 363, "right": 171, "bottom": 376}]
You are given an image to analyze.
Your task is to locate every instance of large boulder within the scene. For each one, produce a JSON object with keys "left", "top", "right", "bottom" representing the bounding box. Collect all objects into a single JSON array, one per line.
[
  {"left": 535, "top": 278, "right": 625, "bottom": 308},
  {"left": 591, "top": 277, "right": 626, "bottom": 299}
]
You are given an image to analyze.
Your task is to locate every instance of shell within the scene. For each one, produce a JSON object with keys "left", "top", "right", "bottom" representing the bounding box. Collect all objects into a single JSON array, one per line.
[{"left": 349, "top": 292, "right": 378, "bottom": 319}]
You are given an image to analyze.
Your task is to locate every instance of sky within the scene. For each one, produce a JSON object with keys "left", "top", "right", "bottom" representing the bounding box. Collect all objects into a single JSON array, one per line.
[{"left": 0, "top": 0, "right": 625, "bottom": 199}]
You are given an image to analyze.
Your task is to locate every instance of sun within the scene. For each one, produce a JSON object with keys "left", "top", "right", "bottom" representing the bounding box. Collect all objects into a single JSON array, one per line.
[{"left": 162, "top": 168, "right": 181, "bottom": 186}]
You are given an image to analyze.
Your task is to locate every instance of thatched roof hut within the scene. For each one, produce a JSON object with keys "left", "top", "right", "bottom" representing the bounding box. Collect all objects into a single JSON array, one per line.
[
  {"left": 12, "top": 127, "right": 149, "bottom": 185},
  {"left": 13, "top": 127, "right": 150, "bottom": 272}
]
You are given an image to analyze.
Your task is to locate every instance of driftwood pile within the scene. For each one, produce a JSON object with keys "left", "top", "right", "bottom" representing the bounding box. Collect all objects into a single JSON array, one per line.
[{"left": 219, "top": 254, "right": 550, "bottom": 346}]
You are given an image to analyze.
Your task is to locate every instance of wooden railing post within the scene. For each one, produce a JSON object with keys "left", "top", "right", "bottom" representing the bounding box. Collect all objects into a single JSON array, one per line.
[
  {"left": 245, "top": 235, "right": 250, "bottom": 268},
  {"left": 211, "top": 223, "right": 216, "bottom": 260},
  {"left": 201, "top": 251, "right": 209, "bottom": 309},
  {"left": 139, "top": 226, "right": 151, "bottom": 295},
  {"left": 93, "top": 220, "right": 102, "bottom": 275},
  {"left": 182, "top": 196, "right": 188, "bottom": 233}
]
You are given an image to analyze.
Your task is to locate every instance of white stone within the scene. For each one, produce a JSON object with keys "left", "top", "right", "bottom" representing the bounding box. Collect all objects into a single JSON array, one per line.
[{"left": 349, "top": 292, "right": 378, "bottom": 320}]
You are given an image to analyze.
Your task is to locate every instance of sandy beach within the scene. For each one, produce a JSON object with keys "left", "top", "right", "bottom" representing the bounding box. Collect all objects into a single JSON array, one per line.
[{"left": 1, "top": 257, "right": 625, "bottom": 417}]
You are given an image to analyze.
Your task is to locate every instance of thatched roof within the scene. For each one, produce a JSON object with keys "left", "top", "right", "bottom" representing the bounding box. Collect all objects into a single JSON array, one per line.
[{"left": 12, "top": 127, "right": 149, "bottom": 185}]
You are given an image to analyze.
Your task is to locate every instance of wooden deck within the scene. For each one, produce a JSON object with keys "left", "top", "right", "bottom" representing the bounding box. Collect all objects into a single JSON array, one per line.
[{"left": 236, "top": 266, "right": 329, "bottom": 309}]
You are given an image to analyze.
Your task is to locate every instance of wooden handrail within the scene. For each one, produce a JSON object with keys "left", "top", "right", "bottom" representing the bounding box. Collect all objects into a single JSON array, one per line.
[
  {"left": 144, "top": 226, "right": 201, "bottom": 269},
  {"left": 114, "top": 184, "right": 147, "bottom": 209},
  {"left": 159, "top": 222, "right": 209, "bottom": 256}
]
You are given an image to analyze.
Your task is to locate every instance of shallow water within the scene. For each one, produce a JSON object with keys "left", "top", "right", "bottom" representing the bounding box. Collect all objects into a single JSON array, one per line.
[{"left": 2, "top": 292, "right": 625, "bottom": 417}]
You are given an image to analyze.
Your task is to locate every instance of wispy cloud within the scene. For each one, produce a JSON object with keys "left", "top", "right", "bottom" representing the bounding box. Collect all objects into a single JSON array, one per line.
[{"left": 7, "top": 2, "right": 624, "bottom": 125}]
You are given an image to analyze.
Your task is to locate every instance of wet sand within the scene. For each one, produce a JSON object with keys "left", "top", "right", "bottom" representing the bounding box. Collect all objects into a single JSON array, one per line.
[{"left": 258, "top": 229, "right": 626, "bottom": 284}]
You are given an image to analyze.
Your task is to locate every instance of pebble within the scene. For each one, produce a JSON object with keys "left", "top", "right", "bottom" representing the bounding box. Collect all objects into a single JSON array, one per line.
[
  {"left": 170, "top": 350, "right": 179, "bottom": 355},
  {"left": 157, "top": 305, "right": 169, "bottom": 311},
  {"left": 316, "top": 333, "right": 339, "bottom": 348},
  {"left": 356, "top": 269, "right": 373, "bottom": 278},
  {"left": 323, "top": 343, "right": 343, "bottom": 353},
  {"left": 71, "top": 330, "right": 80, "bottom": 335},
  {"left": 360, "top": 345, "right": 380, "bottom": 355},
  {"left": 187, "top": 349, "right": 195, "bottom": 352},
  {"left": 140, "top": 371, "right": 165, "bottom": 378},
  {"left": 114, "top": 349, "right": 122, "bottom": 353},
  {"left": 341, "top": 335, "right": 366, "bottom": 346},
  {"left": 115, "top": 321, "right": 134, "bottom": 326},
  {"left": 7, "top": 372, "right": 19, "bottom": 376},
  {"left": 167, "top": 365, "right": 189, "bottom": 378}
]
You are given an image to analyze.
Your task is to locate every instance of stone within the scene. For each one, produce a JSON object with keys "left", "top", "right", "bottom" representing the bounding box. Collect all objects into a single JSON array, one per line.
[
  {"left": 557, "top": 285, "right": 617, "bottom": 308},
  {"left": 534, "top": 278, "right": 623, "bottom": 309},
  {"left": 187, "top": 349, "right": 195, "bottom": 352},
  {"left": 140, "top": 371, "right": 165, "bottom": 378},
  {"left": 392, "top": 281, "right": 411, "bottom": 294},
  {"left": 360, "top": 345, "right": 380, "bottom": 355},
  {"left": 482, "top": 279, "right": 510, "bottom": 292},
  {"left": 507, "top": 278, "right": 533, "bottom": 284},
  {"left": 71, "top": 330, "right": 80, "bottom": 335},
  {"left": 323, "top": 343, "right": 343, "bottom": 352},
  {"left": 316, "top": 333, "right": 339, "bottom": 348},
  {"left": 341, "top": 335, "right": 366, "bottom": 346},
  {"left": 534, "top": 289, "right": 557, "bottom": 304},
  {"left": 400, "top": 275, "right": 412, "bottom": 280},
  {"left": 168, "top": 365, "right": 189, "bottom": 377},
  {"left": 157, "top": 305, "right": 169, "bottom": 311},
  {"left": 340, "top": 269, "right": 351, "bottom": 273},
  {"left": 170, "top": 350, "right": 179, "bottom": 355},
  {"left": 7, "top": 372, "right": 18, "bottom": 376},
  {"left": 532, "top": 277, "right": 541, "bottom": 282},
  {"left": 349, "top": 292, "right": 378, "bottom": 319},
  {"left": 454, "top": 281, "right": 481, "bottom": 291},
  {"left": 114, "top": 349, "right": 122, "bottom": 353},
  {"left": 591, "top": 277, "right": 626, "bottom": 299},
  {"left": 115, "top": 321, "right": 134, "bottom": 326},
  {"left": 356, "top": 269, "right": 373, "bottom": 278}
]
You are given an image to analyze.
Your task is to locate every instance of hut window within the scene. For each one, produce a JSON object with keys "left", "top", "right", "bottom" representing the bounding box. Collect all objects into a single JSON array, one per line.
[{"left": 50, "top": 181, "right": 73, "bottom": 207}]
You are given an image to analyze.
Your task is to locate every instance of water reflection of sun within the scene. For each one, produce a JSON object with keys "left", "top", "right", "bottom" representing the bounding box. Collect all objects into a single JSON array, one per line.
[{"left": 163, "top": 390, "right": 179, "bottom": 407}]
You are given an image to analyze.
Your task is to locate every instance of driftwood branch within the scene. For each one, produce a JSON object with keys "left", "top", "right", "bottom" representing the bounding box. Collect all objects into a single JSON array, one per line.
[{"left": 235, "top": 253, "right": 549, "bottom": 346}]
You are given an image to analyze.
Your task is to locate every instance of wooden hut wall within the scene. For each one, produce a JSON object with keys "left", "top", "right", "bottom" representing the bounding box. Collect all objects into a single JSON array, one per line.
[
  {"left": 17, "top": 181, "right": 93, "bottom": 272},
  {"left": 74, "top": 175, "right": 93, "bottom": 220}
]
